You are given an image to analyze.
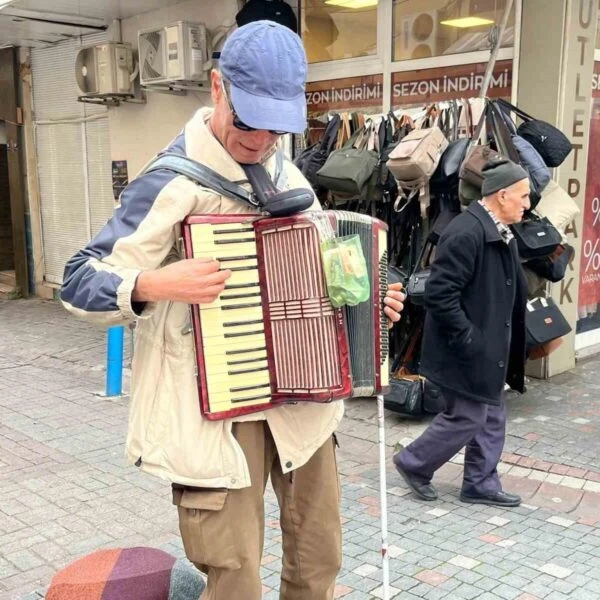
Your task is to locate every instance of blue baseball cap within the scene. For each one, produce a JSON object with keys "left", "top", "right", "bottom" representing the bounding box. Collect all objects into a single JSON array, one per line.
[{"left": 219, "top": 20, "right": 308, "bottom": 134}]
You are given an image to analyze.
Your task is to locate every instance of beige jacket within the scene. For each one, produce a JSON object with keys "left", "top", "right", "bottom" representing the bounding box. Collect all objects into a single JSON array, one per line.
[{"left": 61, "top": 107, "right": 344, "bottom": 489}]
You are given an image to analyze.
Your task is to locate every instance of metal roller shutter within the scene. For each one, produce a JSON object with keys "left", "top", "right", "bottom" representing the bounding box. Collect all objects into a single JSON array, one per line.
[{"left": 31, "top": 33, "right": 113, "bottom": 285}]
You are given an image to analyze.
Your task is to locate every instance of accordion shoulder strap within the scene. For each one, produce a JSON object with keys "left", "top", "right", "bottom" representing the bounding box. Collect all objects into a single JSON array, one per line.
[{"left": 143, "top": 152, "right": 259, "bottom": 208}]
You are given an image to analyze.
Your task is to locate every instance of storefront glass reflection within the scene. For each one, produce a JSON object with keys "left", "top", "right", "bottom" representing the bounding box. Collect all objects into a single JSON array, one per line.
[
  {"left": 301, "top": 0, "right": 378, "bottom": 63},
  {"left": 392, "top": 0, "right": 515, "bottom": 62}
]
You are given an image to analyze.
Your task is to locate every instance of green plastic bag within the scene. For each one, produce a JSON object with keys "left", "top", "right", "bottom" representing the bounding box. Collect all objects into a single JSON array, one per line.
[{"left": 321, "top": 235, "right": 370, "bottom": 308}]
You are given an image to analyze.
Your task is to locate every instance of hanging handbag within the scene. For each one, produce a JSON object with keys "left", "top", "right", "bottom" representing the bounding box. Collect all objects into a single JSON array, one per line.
[
  {"left": 496, "top": 98, "right": 573, "bottom": 168},
  {"left": 489, "top": 102, "right": 550, "bottom": 208},
  {"left": 535, "top": 179, "right": 580, "bottom": 235},
  {"left": 525, "top": 243, "right": 574, "bottom": 283},
  {"left": 295, "top": 113, "right": 341, "bottom": 193},
  {"left": 525, "top": 297, "right": 572, "bottom": 351},
  {"left": 511, "top": 213, "right": 562, "bottom": 260},
  {"left": 459, "top": 103, "right": 504, "bottom": 189},
  {"left": 387, "top": 125, "right": 449, "bottom": 184},
  {"left": 316, "top": 121, "right": 379, "bottom": 197},
  {"left": 405, "top": 227, "right": 438, "bottom": 305}
]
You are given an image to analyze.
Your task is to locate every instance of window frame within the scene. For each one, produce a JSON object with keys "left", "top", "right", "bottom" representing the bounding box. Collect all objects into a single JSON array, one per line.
[{"left": 306, "top": 0, "right": 522, "bottom": 111}]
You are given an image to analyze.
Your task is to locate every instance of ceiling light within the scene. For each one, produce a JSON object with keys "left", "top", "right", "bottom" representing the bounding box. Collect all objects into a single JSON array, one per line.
[
  {"left": 440, "top": 17, "right": 495, "bottom": 28},
  {"left": 0, "top": 0, "right": 19, "bottom": 10},
  {"left": 325, "top": 0, "right": 378, "bottom": 9}
]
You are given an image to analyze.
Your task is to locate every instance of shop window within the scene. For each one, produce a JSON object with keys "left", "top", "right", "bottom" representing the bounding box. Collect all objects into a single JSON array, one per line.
[
  {"left": 301, "top": 0, "right": 378, "bottom": 64},
  {"left": 577, "top": 61, "right": 600, "bottom": 338},
  {"left": 392, "top": 0, "right": 515, "bottom": 62}
]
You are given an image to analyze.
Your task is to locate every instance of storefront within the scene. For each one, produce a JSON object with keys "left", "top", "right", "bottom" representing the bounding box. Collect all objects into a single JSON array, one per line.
[
  {"left": 303, "top": 0, "right": 517, "bottom": 118},
  {"left": 299, "top": 0, "right": 600, "bottom": 374}
]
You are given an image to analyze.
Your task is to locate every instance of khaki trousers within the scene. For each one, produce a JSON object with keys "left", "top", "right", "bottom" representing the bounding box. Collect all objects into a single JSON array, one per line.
[{"left": 173, "top": 421, "right": 342, "bottom": 600}]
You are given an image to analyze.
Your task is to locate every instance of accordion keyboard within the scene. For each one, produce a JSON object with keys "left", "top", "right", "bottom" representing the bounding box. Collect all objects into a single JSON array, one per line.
[{"left": 189, "top": 222, "right": 272, "bottom": 414}]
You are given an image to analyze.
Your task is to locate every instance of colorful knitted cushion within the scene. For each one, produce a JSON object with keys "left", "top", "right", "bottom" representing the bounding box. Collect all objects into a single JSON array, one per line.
[{"left": 46, "top": 547, "right": 205, "bottom": 600}]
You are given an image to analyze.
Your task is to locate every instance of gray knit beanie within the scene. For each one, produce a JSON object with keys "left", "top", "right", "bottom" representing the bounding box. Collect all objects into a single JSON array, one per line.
[{"left": 481, "top": 158, "right": 529, "bottom": 197}]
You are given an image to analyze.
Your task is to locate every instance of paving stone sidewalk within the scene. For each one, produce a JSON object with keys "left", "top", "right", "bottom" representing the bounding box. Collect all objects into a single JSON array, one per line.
[{"left": 1, "top": 298, "right": 599, "bottom": 599}]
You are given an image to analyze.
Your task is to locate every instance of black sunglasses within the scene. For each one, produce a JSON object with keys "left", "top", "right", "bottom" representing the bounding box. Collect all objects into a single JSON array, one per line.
[{"left": 221, "top": 79, "right": 288, "bottom": 136}]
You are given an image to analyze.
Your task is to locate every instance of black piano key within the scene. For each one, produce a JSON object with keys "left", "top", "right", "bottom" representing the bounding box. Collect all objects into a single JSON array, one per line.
[
  {"left": 226, "top": 346, "right": 267, "bottom": 356},
  {"left": 227, "top": 356, "right": 267, "bottom": 366},
  {"left": 231, "top": 394, "right": 272, "bottom": 404},
  {"left": 228, "top": 366, "right": 269, "bottom": 376},
  {"left": 223, "top": 319, "right": 264, "bottom": 328},
  {"left": 224, "top": 329, "right": 265, "bottom": 338},
  {"left": 221, "top": 302, "right": 262, "bottom": 311}
]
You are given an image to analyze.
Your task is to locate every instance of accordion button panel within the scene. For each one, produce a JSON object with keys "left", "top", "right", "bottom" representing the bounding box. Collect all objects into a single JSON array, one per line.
[{"left": 191, "top": 223, "right": 272, "bottom": 414}]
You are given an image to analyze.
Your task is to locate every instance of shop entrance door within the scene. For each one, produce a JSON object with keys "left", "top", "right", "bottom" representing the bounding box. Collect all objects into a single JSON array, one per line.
[
  {"left": 0, "top": 49, "right": 28, "bottom": 297},
  {"left": 0, "top": 136, "right": 16, "bottom": 296}
]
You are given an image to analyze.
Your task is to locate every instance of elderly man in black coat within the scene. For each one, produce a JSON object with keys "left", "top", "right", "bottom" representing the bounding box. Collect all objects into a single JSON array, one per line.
[{"left": 393, "top": 158, "right": 531, "bottom": 507}]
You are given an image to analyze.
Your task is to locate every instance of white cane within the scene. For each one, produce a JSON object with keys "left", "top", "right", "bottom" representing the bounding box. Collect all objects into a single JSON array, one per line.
[{"left": 377, "top": 392, "right": 390, "bottom": 599}]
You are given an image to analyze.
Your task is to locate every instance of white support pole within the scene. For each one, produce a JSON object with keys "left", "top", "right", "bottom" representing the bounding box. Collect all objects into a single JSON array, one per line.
[
  {"left": 479, "top": 0, "right": 515, "bottom": 99},
  {"left": 377, "top": 393, "right": 390, "bottom": 599}
]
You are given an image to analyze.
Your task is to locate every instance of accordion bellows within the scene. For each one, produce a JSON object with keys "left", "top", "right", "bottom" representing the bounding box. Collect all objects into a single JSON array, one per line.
[{"left": 182, "top": 210, "right": 389, "bottom": 420}]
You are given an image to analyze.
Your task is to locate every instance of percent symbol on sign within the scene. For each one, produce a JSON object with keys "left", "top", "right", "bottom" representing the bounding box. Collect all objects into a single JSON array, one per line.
[
  {"left": 584, "top": 238, "right": 600, "bottom": 272},
  {"left": 592, "top": 197, "right": 600, "bottom": 226}
]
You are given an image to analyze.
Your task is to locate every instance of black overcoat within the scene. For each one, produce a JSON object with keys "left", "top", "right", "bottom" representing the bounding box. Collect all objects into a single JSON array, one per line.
[{"left": 420, "top": 202, "right": 528, "bottom": 406}]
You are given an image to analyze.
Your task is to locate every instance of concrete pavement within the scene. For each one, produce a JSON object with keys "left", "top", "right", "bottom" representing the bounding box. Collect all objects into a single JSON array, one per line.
[{"left": 1, "top": 298, "right": 599, "bottom": 599}]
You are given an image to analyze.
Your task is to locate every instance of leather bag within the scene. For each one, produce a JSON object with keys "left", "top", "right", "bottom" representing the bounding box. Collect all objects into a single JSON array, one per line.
[
  {"left": 406, "top": 269, "right": 431, "bottom": 305},
  {"left": 511, "top": 213, "right": 562, "bottom": 260},
  {"left": 460, "top": 144, "right": 502, "bottom": 188},
  {"left": 525, "top": 243, "right": 574, "bottom": 283},
  {"left": 387, "top": 126, "right": 449, "bottom": 184},
  {"left": 383, "top": 374, "right": 423, "bottom": 416}
]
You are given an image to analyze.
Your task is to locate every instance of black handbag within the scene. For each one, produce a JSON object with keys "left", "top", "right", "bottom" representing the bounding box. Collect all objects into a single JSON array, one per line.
[
  {"left": 525, "top": 297, "right": 571, "bottom": 351},
  {"left": 439, "top": 137, "right": 470, "bottom": 180},
  {"left": 525, "top": 243, "right": 574, "bottom": 283},
  {"left": 406, "top": 269, "right": 431, "bottom": 305},
  {"left": 384, "top": 374, "right": 423, "bottom": 416},
  {"left": 295, "top": 114, "right": 341, "bottom": 193},
  {"left": 496, "top": 98, "right": 572, "bottom": 168},
  {"left": 511, "top": 214, "right": 562, "bottom": 260}
]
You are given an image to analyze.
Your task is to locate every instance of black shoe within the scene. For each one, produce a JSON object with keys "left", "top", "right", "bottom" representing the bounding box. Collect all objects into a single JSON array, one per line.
[
  {"left": 393, "top": 457, "right": 438, "bottom": 501},
  {"left": 460, "top": 490, "right": 522, "bottom": 507}
]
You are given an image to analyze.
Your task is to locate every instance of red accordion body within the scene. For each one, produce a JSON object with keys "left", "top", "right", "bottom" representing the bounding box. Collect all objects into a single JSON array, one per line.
[{"left": 182, "top": 211, "right": 388, "bottom": 420}]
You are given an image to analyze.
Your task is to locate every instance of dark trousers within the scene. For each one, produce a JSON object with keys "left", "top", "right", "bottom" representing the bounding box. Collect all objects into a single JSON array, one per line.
[{"left": 396, "top": 388, "right": 507, "bottom": 495}]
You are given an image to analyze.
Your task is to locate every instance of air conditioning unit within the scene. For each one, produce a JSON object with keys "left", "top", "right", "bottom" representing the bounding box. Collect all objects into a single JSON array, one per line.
[
  {"left": 399, "top": 11, "right": 439, "bottom": 61},
  {"left": 75, "top": 43, "right": 134, "bottom": 96},
  {"left": 138, "top": 21, "right": 212, "bottom": 87}
]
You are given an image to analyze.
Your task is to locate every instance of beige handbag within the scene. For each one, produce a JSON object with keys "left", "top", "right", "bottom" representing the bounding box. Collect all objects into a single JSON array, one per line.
[
  {"left": 387, "top": 126, "right": 449, "bottom": 184},
  {"left": 388, "top": 126, "right": 448, "bottom": 217},
  {"left": 535, "top": 179, "right": 580, "bottom": 238}
]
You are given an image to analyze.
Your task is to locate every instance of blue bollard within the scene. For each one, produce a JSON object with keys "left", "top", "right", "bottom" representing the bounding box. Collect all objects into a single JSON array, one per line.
[{"left": 106, "top": 326, "right": 124, "bottom": 396}]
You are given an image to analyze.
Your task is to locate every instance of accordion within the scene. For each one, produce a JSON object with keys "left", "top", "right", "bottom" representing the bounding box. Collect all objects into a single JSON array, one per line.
[{"left": 181, "top": 210, "right": 390, "bottom": 420}]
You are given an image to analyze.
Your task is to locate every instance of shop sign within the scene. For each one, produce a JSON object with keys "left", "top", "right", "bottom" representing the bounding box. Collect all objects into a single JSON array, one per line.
[
  {"left": 392, "top": 60, "right": 512, "bottom": 105},
  {"left": 306, "top": 74, "right": 383, "bottom": 114},
  {"left": 579, "top": 97, "right": 600, "bottom": 308},
  {"left": 592, "top": 61, "right": 600, "bottom": 98}
]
